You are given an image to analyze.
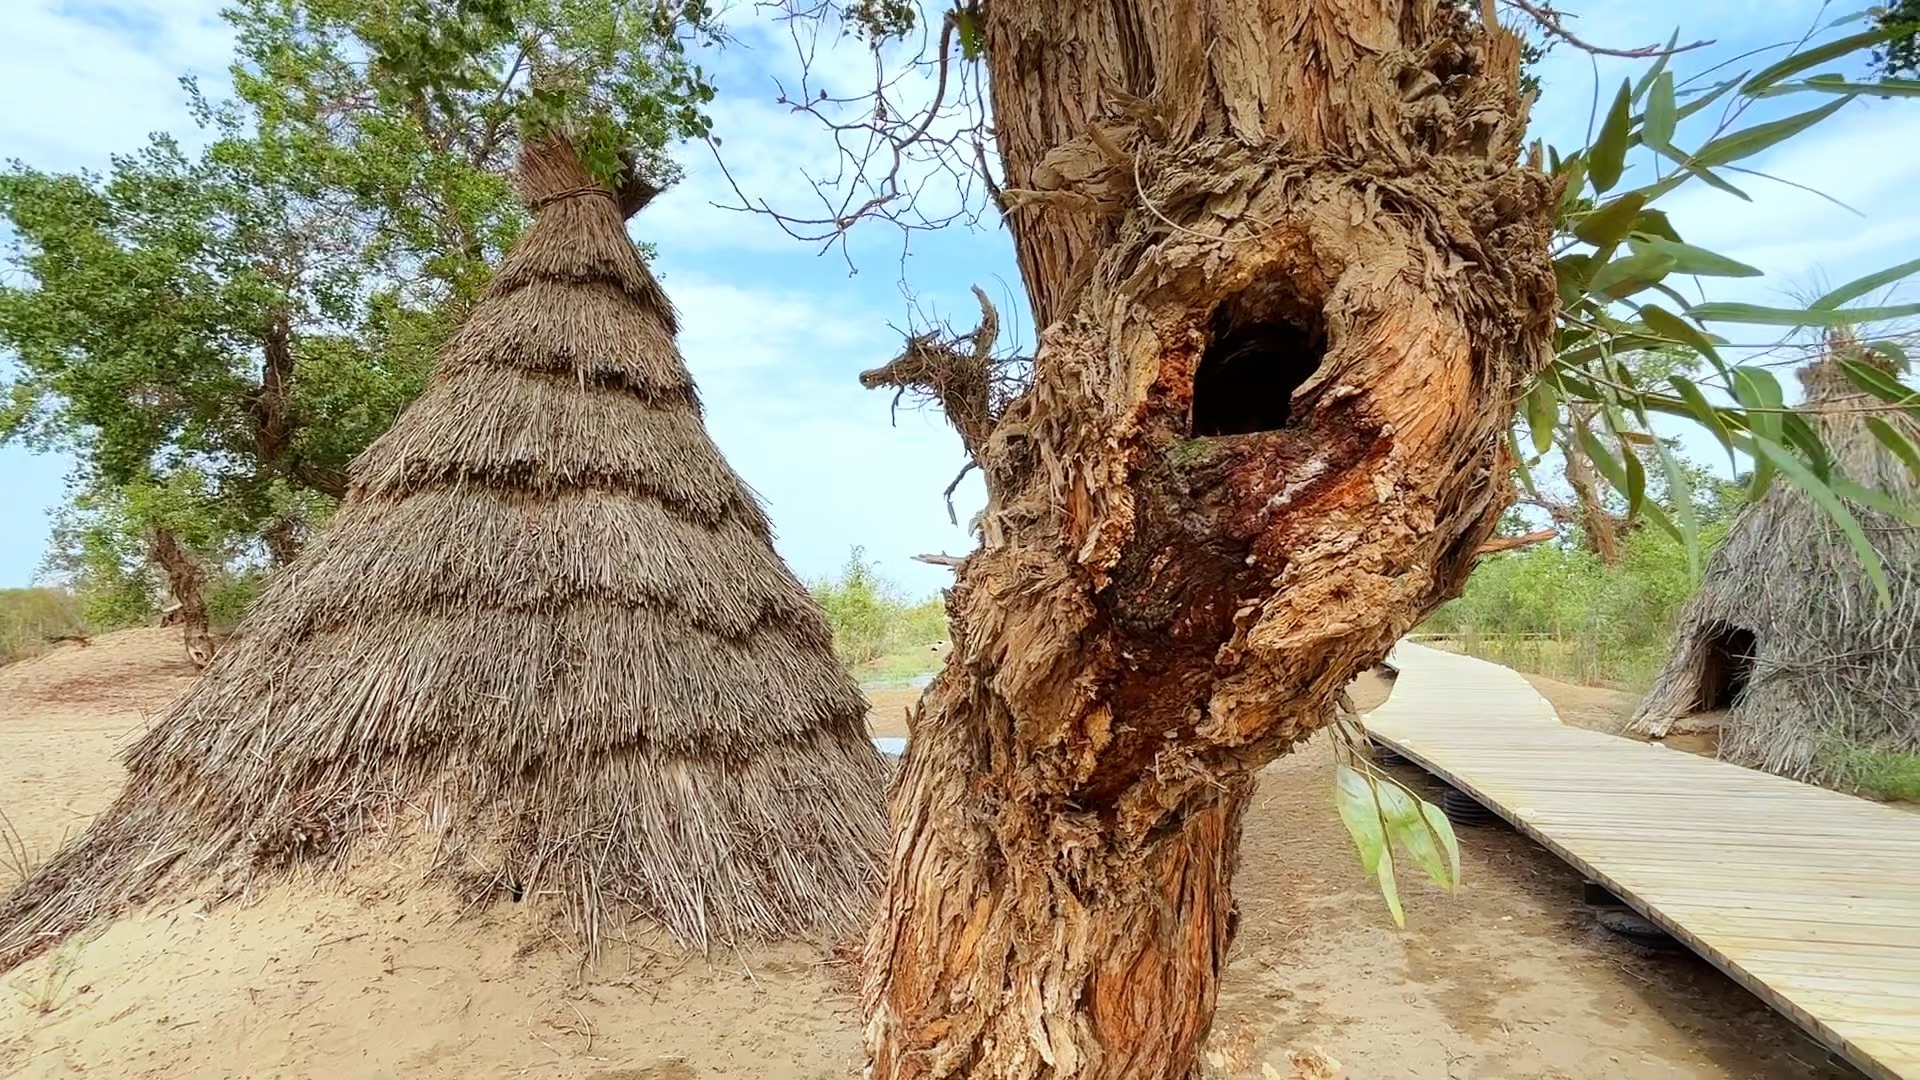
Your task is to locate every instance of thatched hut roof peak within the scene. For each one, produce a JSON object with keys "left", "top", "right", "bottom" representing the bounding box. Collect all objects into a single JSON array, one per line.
[
  {"left": 516, "top": 136, "right": 659, "bottom": 221},
  {"left": 0, "top": 134, "right": 886, "bottom": 965}
]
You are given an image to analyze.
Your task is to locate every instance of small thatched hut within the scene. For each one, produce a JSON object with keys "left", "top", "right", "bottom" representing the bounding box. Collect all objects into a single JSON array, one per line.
[
  {"left": 0, "top": 138, "right": 887, "bottom": 966},
  {"left": 1631, "top": 350, "right": 1920, "bottom": 785}
]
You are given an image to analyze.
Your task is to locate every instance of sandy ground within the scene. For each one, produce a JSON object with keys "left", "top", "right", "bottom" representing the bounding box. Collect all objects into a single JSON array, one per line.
[{"left": 0, "top": 632, "right": 1853, "bottom": 1078}]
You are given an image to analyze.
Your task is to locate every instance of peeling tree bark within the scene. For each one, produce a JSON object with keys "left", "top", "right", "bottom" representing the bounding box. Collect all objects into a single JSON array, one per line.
[
  {"left": 864, "top": 3, "right": 1558, "bottom": 1077},
  {"left": 150, "top": 528, "right": 216, "bottom": 668}
]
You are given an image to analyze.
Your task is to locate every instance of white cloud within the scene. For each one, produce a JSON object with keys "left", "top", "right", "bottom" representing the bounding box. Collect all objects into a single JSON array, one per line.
[{"left": 0, "top": 0, "right": 232, "bottom": 167}]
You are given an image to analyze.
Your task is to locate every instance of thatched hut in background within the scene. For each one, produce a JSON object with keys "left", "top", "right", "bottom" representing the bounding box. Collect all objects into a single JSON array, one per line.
[
  {"left": 0, "top": 138, "right": 888, "bottom": 967},
  {"left": 1631, "top": 349, "right": 1920, "bottom": 787}
]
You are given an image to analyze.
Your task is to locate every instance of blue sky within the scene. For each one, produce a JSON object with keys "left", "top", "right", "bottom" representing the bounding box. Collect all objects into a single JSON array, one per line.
[{"left": 2, "top": 1, "right": 1916, "bottom": 598}]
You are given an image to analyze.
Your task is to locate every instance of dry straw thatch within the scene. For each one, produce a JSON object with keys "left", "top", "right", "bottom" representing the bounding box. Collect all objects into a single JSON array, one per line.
[
  {"left": 1631, "top": 348, "right": 1920, "bottom": 785},
  {"left": 0, "top": 138, "right": 887, "bottom": 966}
]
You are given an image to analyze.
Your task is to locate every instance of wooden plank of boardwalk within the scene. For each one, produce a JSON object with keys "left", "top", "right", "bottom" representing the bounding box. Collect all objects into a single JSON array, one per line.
[{"left": 1364, "top": 641, "right": 1920, "bottom": 1080}]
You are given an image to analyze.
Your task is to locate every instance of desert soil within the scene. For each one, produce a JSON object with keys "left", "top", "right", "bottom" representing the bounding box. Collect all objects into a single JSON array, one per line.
[{"left": 0, "top": 630, "right": 1854, "bottom": 1079}]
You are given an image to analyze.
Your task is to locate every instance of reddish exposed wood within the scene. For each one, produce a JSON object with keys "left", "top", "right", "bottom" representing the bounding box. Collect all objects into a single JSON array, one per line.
[{"left": 1475, "top": 527, "right": 1558, "bottom": 556}]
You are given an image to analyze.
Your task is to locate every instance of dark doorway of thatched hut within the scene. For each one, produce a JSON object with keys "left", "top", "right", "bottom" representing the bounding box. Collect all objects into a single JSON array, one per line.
[{"left": 1691, "top": 624, "right": 1757, "bottom": 713}]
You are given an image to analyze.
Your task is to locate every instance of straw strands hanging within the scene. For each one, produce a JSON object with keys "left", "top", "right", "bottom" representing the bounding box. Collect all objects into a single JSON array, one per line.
[{"left": 0, "top": 137, "right": 888, "bottom": 967}]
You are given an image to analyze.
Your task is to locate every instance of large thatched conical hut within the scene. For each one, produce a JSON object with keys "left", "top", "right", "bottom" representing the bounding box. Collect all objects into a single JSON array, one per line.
[
  {"left": 1631, "top": 350, "right": 1920, "bottom": 785},
  {"left": 0, "top": 139, "right": 887, "bottom": 966}
]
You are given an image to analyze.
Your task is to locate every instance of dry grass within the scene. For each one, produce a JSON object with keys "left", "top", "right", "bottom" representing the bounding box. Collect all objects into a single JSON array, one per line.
[
  {"left": 8, "top": 944, "right": 76, "bottom": 1016},
  {"left": 0, "top": 810, "right": 41, "bottom": 889},
  {"left": 0, "top": 137, "right": 887, "bottom": 973},
  {"left": 1633, "top": 353, "right": 1920, "bottom": 787}
]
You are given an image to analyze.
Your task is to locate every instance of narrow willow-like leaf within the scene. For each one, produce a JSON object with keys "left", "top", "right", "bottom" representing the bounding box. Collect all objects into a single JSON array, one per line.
[
  {"left": 1676, "top": 78, "right": 1741, "bottom": 122},
  {"left": 1641, "top": 497, "right": 1685, "bottom": 543},
  {"left": 1577, "top": 427, "right": 1632, "bottom": 502},
  {"left": 1559, "top": 332, "right": 1666, "bottom": 367},
  {"left": 1758, "top": 76, "right": 1920, "bottom": 97},
  {"left": 1694, "top": 97, "right": 1854, "bottom": 168},
  {"left": 1590, "top": 250, "right": 1675, "bottom": 299},
  {"left": 1335, "top": 763, "right": 1386, "bottom": 874},
  {"left": 1633, "top": 30, "right": 1682, "bottom": 103},
  {"left": 1747, "top": 452, "right": 1776, "bottom": 500},
  {"left": 1749, "top": 435, "right": 1892, "bottom": 605},
  {"left": 1554, "top": 253, "right": 1594, "bottom": 305},
  {"left": 1573, "top": 192, "right": 1647, "bottom": 248},
  {"left": 1813, "top": 256, "right": 1920, "bottom": 311},
  {"left": 1525, "top": 380, "right": 1558, "bottom": 456},
  {"left": 1589, "top": 81, "right": 1633, "bottom": 193},
  {"left": 1869, "top": 341, "right": 1910, "bottom": 371},
  {"left": 1741, "top": 28, "right": 1895, "bottom": 94},
  {"left": 1509, "top": 428, "right": 1541, "bottom": 497},
  {"left": 1682, "top": 162, "right": 1752, "bottom": 201},
  {"left": 1865, "top": 417, "right": 1920, "bottom": 481},
  {"left": 1669, "top": 375, "right": 1736, "bottom": 464},
  {"left": 1631, "top": 207, "right": 1681, "bottom": 242},
  {"left": 1655, "top": 439, "right": 1703, "bottom": 577},
  {"left": 1730, "top": 366, "right": 1786, "bottom": 445},
  {"left": 1420, "top": 801, "right": 1461, "bottom": 892},
  {"left": 1377, "top": 779, "right": 1458, "bottom": 894},
  {"left": 1624, "top": 445, "right": 1650, "bottom": 523},
  {"left": 1781, "top": 413, "right": 1834, "bottom": 481},
  {"left": 1335, "top": 763, "right": 1403, "bottom": 927},
  {"left": 1833, "top": 476, "right": 1920, "bottom": 524},
  {"left": 1840, "top": 358, "right": 1920, "bottom": 418},
  {"left": 1628, "top": 237, "right": 1761, "bottom": 277},
  {"left": 1691, "top": 300, "right": 1920, "bottom": 326},
  {"left": 1644, "top": 71, "right": 1677, "bottom": 150},
  {"left": 1375, "top": 842, "right": 1404, "bottom": 928},
  {"left": 1640, "top": 303, "right": 1725, "bottom": 370},
  {"left": 1557, "top": 155, "right": 1590, "bottom": 214}
]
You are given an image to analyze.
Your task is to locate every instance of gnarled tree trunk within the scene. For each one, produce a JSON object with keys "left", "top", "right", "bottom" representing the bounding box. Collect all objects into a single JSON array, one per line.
[
  {"left": 150, "top": 528, "right": 216, "bottom": 668},
  {"left": 864, "top": 2, "right": 1557, "bottom": 1077}
]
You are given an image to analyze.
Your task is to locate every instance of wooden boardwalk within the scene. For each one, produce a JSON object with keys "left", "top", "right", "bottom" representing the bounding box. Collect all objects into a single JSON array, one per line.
[{"left": 1364, "top": 641, "right": 1920, "bottom": 1080}]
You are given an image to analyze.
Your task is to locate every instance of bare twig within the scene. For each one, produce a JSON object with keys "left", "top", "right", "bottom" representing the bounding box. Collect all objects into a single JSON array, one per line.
[
  {"left": 702, "top": 1, "right": 996, "bottom": 266},
  {"left": 942, "top": 461, "right": 977, "bottom": 525},
  {"left": 1499, "top": 0, "right": 1713, "bottom": 59}
]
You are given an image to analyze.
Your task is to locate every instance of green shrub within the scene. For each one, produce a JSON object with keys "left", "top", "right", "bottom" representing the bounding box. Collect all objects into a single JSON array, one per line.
[
  {"left": 205, "top": 569, "right": 268, "bottom": 631},
  {"left": 810, "top": 547, "right": 949, "bottom": 681},
  {"left": 0, "top": 588, "right": 88, "bottom": 664},
  {"left": 1420, "top": 525, "right": 1722, "bottom": 690},
  {"left": 1819, "top": 741, "right": 1920, "bottom": 803}
]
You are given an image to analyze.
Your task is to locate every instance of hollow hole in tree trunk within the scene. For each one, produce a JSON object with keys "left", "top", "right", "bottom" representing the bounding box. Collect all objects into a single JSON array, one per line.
[
  {"left": 1190, "top": 286, "right": 1327, "bottom": 437},
  {"left": 1691, "top": 623, "right": 1757, "bottom": 711}
]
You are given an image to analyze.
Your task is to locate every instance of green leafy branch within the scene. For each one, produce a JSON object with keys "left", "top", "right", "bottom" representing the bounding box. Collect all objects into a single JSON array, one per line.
[
  {"left": 1329, "top": 699, "right": 1461, "bottom": 928},
  {"left": 1525, "top": 12, "right": 1920, "bottom": 605}
]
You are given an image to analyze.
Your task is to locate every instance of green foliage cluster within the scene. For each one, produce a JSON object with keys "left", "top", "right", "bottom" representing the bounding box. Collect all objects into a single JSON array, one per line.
[
  {"left": 0, "top": 589, "right": 86, "bottom": 665},
  {"left": 809, "top": 547, "right": 949, "bottom": 681},
  {"left": 1873, "top": 0, "right": 1920, "bottom": 77},
  {"left": 1421, "top": 524, "right": 1724, "bottom": 689},
  {"left": 2, "top": 0, "right": 719, "bottom": 628},
  {"left": 1527, "top": 12, "right": 1920, "bottom": 601}
]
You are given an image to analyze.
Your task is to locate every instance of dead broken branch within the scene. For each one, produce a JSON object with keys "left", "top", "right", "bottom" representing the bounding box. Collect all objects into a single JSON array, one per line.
[{"left": 1474, "top": 527, "right": 1559, "bottom": 556}]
